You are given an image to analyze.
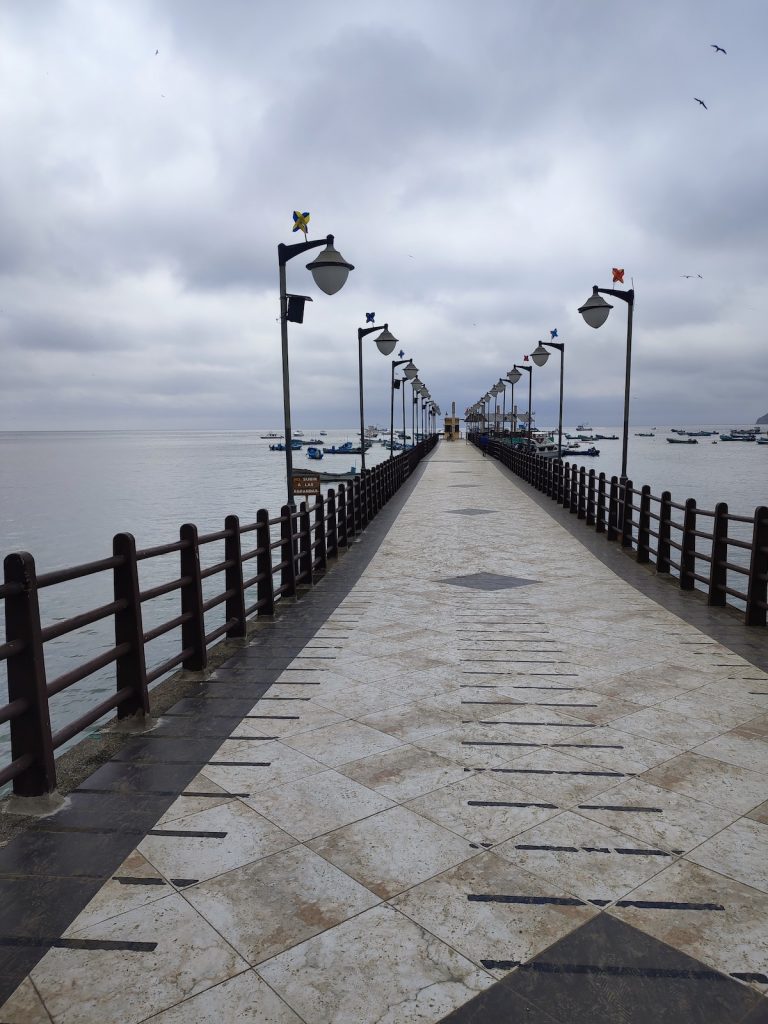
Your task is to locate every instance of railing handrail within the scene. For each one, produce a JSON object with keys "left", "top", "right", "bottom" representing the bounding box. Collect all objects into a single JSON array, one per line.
[{"left": 1, "top": 437, "right": 437, "bottom": 797}]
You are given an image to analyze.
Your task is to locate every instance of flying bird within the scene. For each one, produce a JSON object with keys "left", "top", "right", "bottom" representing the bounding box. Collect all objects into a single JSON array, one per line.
[
  {"left": 681, "top": 274, "right": 704, "bottom": 279},
  {"left": 155, "top": 49, "right": 159, "bottom": 55},
  {"left": 711, "top": 44, "right": 726, "bottom": 54},
  {"left": 694, "top": 97, "right": 708, "bottom": 109}
]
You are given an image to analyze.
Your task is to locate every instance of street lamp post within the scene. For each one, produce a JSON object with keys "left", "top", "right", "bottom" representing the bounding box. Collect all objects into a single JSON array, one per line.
[
  {"left": 357, "top": 324, "right": 397, "bottom": 471},
  {"left": 506, "top": 370, "right": 518, "bottom": 433},
  {"left": 278, "top": 234, "right": 354, "bottom": 503},
  {"left": 390, "top": 358, "right": 414, "bottom": 456},
  {"left": 530, "top": 340, "right": 565, "bottom": 459},
  {"left": 495, "top": 378, "right": 508, "bottom": 435},
  {"left": 510, "top": 365, "right": 532, "bottom": 443},
  {"left": 578, "top": 284, "right": 635, "bottom": 481}
]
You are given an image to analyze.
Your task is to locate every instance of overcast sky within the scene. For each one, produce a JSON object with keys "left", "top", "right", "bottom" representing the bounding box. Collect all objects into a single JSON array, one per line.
[{"left": 1, "top": 0, "right": 766, "bottom": 430}]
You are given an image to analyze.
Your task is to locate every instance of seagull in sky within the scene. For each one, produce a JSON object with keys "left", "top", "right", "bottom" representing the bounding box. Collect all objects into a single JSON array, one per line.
[
  {"left": 711, "top": 44, "right": 726, "bottom": 54},
  {"left": 155, "top": 49, "right": 159, "bottom": 55},
  {"left": 694, "top": 97, "right": 708, "bottom": 109},
  {"left": 681, "top": 274, "right": 703, "bottom": 279}
]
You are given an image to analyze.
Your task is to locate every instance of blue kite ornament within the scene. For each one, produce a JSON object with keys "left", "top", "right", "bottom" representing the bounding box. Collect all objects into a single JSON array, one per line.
[
  {"left": 366, "top": 312, "right": 375, "bottom": 323},
  {"left": 292, "top": 211, "right": 310, "bottom": 235}
]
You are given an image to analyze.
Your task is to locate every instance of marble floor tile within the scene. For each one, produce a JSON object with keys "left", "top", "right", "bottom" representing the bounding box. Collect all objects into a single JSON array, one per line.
[
  {"left": 143, "top": 970, "right": 303, "bottom": 1023},
  {"left": 139, "top": 800, "right": 295, "bottom": 883},
  {"left": 184, "top": 844, "right": 379, "bottom": 966},
  {"left": 693, "top": 728, "right": 768, "bottom": 774},
  {"left": 281, "top": 719, "right": 403, "bottom": 767},
  {"left": 495, "top": 810, "right": 679, "bottom": 902},
  {"left": 640, "top": 752, "right": 768, "bottom": 814},
  {"left": 156, "top": 774, "right": 233, "bottom": 825},
  {"left": 63, "top": 850, "right": 171, "bottom": 932},
  {"left": 391, "top": 851, "right": 596, "bottom": 976},
  {"left": 748, "top": 801, "right": 768, "bottom": 825},
  {"left": 685, "top": 818, "right": 768, "bottom": 893},
  {"left": 412, "top": 723, "right": 530, "bottom": 769},
  {"left": 311, "top": 683, "right": 412, "bottom": 717},
  {"left": 610, "top": 859, "right": 768, "bottom": 989},
  {"left": 700, "top": 679, "right": 768, "bottom": 711},
  {"left": 257, "top": 903, "right": 492, "bottom": 1024},
  {"left": 357, "top": 702, "right": 459, "bottom": 743},
  {"left": 575, "top": 778, "right": 739, "bottom": 854},
  {"left": 0, "top": 977, "right": 51, "bottom": 1024},
  {"left": 242, "top": 702, "right": 347, "bottom": 738},
  {"left": 306, "top": 805, "right": 477, "bottom": 898},
  {"left": 489, "top": 747, "right": 630, "bottom": 805},
  {"left": 33, "top": 894, "right": 248, "bottom": 1024},
  {"left": 241, "top": 768, "right": 394, "bottom": 841},
  {"left": 404, "top": 772, "right": 562, "bottom": 845},
  {"left": 337, "top": 743, "right": 468, "bottom": 800},
  {"left": 202, "top": 740, "right": 325, "bottom": 793},
  {"left": 553, "top": 724, "right": 684, "bottom": 774},
  {"left": 654, "top": 692, "right": 765, "bottom": 730},
  {"left": 606, "top": 706, "right": 726, "bottom": 748}
]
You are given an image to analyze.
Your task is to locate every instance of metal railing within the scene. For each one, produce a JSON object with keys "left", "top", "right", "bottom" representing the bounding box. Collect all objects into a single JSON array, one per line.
[
  {"left": 0, "top": 438, "right": 437, "bottom": 797},
  {"left": 473, "top": 436, "right": 768, "bottom": 628}
]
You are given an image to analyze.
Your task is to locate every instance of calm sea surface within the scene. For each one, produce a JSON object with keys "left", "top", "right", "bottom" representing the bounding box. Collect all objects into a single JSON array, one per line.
[{"left": 1, "top": 426, "right": 766, "bottom": 771}]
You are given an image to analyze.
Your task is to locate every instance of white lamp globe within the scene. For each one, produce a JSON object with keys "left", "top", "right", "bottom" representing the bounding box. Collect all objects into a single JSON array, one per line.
[{"left": 306, "top": 241, "right": 354, "bottom": 295}]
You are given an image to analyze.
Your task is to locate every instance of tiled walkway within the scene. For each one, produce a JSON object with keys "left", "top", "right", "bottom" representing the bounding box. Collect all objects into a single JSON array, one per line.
[{"left": 2, "top": 441, "right": 768, "bottom": 1023}]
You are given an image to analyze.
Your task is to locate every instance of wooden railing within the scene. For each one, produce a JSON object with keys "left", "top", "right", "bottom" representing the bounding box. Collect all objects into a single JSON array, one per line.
[
  {"left": 473, "top": 436, "right": 768, "bottom": 628},
  {"left": 0, "top": 438, "right": 437, "bottom": 798}
]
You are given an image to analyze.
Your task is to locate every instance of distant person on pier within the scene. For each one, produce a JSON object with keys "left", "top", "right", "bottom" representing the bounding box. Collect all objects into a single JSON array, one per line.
[{"left": 480, "top": 432, "right": 489, "bottom": 456}]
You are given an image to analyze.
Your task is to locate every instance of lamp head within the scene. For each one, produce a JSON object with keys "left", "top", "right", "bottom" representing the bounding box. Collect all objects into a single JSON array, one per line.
[
  {"left": 404, "top": 360, "right": 418, "bottom": 380},
  {"left": 374, "top": 327, "right": 397, "bottom": 356},
  {"left": 578, "top": 286, "right": 612, "bottom": 328},
  {"left": 507, "top": 367, "right": 522, "bottom": 385},
  {"left": 496, "top": 377, "right": 506, "bottom": 390},
  {"left": 530, "top": 342, "right": 550, "bottom": 367},
  {"left": 306, "top": 240, "right": 354, "bottom": 295}
]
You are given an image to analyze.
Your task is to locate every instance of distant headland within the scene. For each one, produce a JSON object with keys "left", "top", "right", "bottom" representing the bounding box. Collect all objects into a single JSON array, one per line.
[{"left": 758, "top": 412, "right": 768, "bottom": 424}]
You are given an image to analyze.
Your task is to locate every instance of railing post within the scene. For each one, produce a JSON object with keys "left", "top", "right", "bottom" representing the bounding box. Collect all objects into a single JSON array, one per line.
[
  {"left": 680, "top": 498, "right": 697, "bottom": 590},
  {"left": 636, "top": 486, "right": 651, "bottom": 563},
  {"left": 569, "top": 462, "right": 578, "bottom": 514},
  {"left": 607, "top": 476, "right": 619, "bottom": 540},
  {"left": 299, "top": 501, "right": 313, "bottom": 585},
  {"left": 621, "top": 480, "right": 634, "bottom": 548},
  {"left": 562, "top": 462, "right": 571, "bottom": 508},
  {"left": 352, "top": 476, "right": 362, "bottom": 536},
  {"left": 745, "top": 506, "right": 768, "bottom": 626},
  {"left": 326, "top": 489, "right": 338, "bottom": 560},
  {"left": 708, "top": 502, "right": 728, "bottom": 606},
  {"left": 586, "top": 469, "right": 596, "bottom": 526},
  {"left": 596, "top": 473, "right": 606, "bottom": 534},
  {"left": 224, "top": 515, "right": 247, "bottom": 638},
  {"left": 314, "top": 494, "right": 328, "bottom": 573},
  {"left": 180, "top": 523, "right": 207, "bottom": 670},
  {"left": 255, "top": 509, "right": 275, "bottom": 616},
  {"left": 577, "top": 466, "right": 587, "bottom": 520},
  {"left": 337, "top": 484, "right": 349, "bottom": 549},
  {"left": 3, "top": 552, "right": 56, "bottom": 796},
  {"left": 280, "top": 505, "right": 297, "bottom": 599},
  {"left": 657, "top": 491, "right": 672, "bottom": 573},
  {"left": 113, "top": 532, "right": 150, "bottom": 717}
]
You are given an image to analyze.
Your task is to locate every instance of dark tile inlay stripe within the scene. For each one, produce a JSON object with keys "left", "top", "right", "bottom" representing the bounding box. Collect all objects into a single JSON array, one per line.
[
  {"left": 146, "top": 829, "right": 228, "bottom": 838},
  {"left": 469, "top": 895, "right": 724, "bottom": 911},
  {"left": 0, "top": 937, "right": 158, "bottom": 952},
  {"left": 468, "top": 800, "right": 559, "bottom": 809},
  {"left": 578, "top": 804, "right": 663, "bottom": 813}
]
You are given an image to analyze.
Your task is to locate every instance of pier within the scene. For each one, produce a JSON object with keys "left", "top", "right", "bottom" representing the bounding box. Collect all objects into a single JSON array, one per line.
[{"left": 1, "top": 438, "right": 767, "bottom": 1023}]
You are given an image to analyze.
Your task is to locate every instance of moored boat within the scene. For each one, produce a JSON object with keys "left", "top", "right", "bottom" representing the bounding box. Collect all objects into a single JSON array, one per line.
[{"left": 667, "top": 437, "right": 698, "bottom": 444}]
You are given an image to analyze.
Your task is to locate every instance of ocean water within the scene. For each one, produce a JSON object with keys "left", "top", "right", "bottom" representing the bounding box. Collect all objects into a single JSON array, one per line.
[{"left": 1, "top": 426, "right": 766, "bottom": 774}]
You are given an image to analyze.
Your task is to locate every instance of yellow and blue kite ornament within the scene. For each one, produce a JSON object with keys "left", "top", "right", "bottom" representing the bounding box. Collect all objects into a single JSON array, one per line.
[{"left": 292, "top": 211, "right": 310, "bottom": 236}]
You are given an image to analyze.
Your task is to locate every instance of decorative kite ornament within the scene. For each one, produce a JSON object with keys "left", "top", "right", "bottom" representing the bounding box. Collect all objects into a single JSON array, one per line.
[
  {"left": 366, "top": 312, "right": 376, "bottom": 323},
  {"left": 398, "top": 349, "right": 405, "bottom": 359},
  {"left": 612, "top": 268, "right": 625, "bottom": 284},
  {"left": 550, "top": 328, "right": 558, "bottom": 339},
  {"left": 292, "top": 211, "right": 310, "bottom": 235},
  {"left": 523, "top": 354, "right": 529, "bottom": 362}
]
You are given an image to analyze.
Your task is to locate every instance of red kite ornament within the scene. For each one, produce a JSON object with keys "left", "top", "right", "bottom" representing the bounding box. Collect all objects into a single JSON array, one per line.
[{"left": 612, "top": 268, "right": 625, "bottom": 284}]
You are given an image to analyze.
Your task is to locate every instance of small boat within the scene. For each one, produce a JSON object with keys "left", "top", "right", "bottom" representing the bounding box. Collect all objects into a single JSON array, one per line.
[
  {"left": 261, "top": 432, "right": 282, "bottom": 439},
  {"left": 593, "top": 434, "right": 619, "bottom": 440},
  {"left": 667, "top": 437, "right": 698, "bottom": 444},
  {"left": 755, "top": 437, "right": 768, "bottom": 445},
  {"left": 580, "top": 446, "right": 601, "bottom": 457},
  {"left": 306, "top": 447, "right": 323, "bottom": 460},
  {"left": 323, "top": 442, "right": 354, "bottom": 455},
  {"left": 720, "top": 433, "right": 755, "bottom": 442},
  {"left": 306, "top": 438, "right": 323, "bottom": 444},
  {"left": 319, "top": 430, "right": 328, "bottom": 436},
  {"left": 635, "top": 432, "right": 655, "bottom": 437},
  {"left": 576, "top": 423, "right": 592, "bottom": 431},
  {"left": 294, "top": 430, "right": 305, "bottom": 437},
  {"left": 269, "top": 443, "right": 286, "bottom": 451}
]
